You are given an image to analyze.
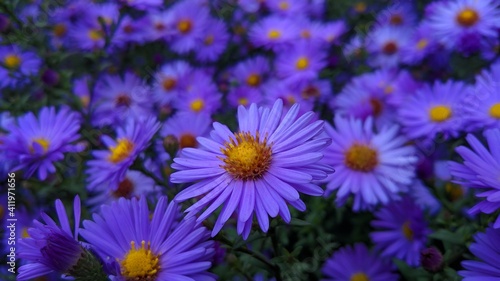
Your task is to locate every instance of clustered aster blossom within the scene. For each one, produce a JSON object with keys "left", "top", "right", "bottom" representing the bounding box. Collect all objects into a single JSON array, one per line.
[
  {"left": 80, "top": 196, "right": 216, "bottom": 280},
  {"left": 1, "top": 106, "right": 82, "bottom": 180},
  {"left": 171, "top": 99, "right": 333, "bottom": 238}
]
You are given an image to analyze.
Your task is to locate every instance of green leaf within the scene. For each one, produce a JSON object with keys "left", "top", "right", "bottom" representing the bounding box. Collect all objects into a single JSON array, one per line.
[{"left": 429, "top": 229, "right": 465, "bottom": 244}]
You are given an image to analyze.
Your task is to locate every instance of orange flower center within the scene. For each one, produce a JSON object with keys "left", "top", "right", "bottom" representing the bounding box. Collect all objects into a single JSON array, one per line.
[
  {"left": 344, "top": 144, "right": 378, "bottom": 172},
  {"left": 456, "top": 8, "right": 479, "bottom": 27}
]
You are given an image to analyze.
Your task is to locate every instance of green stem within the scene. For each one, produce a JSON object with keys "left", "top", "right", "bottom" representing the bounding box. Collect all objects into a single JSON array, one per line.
[{"left": 131, "top": 159, "right": 168, "bottom": 189}]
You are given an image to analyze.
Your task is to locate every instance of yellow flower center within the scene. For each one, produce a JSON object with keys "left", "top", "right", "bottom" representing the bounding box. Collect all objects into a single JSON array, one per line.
[
  {"left": 429, "top": 105, "right": 452, "bottom": 122},
  {"left": 354, "top": 2, "right": 367, "bottom": 13},
  {"left": 162, "top": 77, "right": 176, "bottom": 91},
  {"left": 285, "top": 95, "right": 296, "bottom": 105},
  {"left": 238, "top": 97, "right": 249, "bottom": 106},
  {"left": 108, "top": 138, "right": 135, "bottom": 164},
  {"left": 246, "top": 73, "right": 261, "bottom": 87},
  {"left": 456, "top": 8, "right": 479, "bottom": 27},
  {"left": 382, "top": 41, "right": 398, "bottom": 55},
  {"left": 31, "top": 138, "right": 50, "bottom": 153},
  {"left": 296, "top": 57, "right": 309, "bottom": 70},
  {"left": 53, "top": 24, "right": 67, "bottom": 37},
  {"left": 81, "top": 95, "right": 90, "bottom": 108},
  {"left": 221, "top": 131, "right": 272, "bottom": 181},
  {"left": 268, "top": 29, "right": 281, "bottom": 39},
  {"left": 4, "top": 54, "right": 21, "bottom": 69},
  {"left": 384, "top": 85, "right": 394, "bottom": 94},
  {"left": 402, "top": 221, "right": 414, "bottom": 240},
  {"left": 278, "top": 1, "right": 289, "bottom": 10},
  {"left": 489, "top": 103, "right": 500, "bottom": 119},
  {"left": 190, "top": 99, "right": 204, "bottom": 112},
  {"left": 112, "top": 178, "right": 134, "bottom": 198},
  {"left": 417, "top": 39, "right": 428, "bottom": 50},
  {"left": 344, "top": 144, "right": 378, "bottom": 172},
  {"left": 22, "top": 227, "right": 30, "bottom": 238},
  {"left": 177, "top": 19, "right": 192, "bottom": 34},
  {"left": 121, "top": 241, "right": 160, "bottom": 279},
  {"left": 179, "top": 133, "right": 197, "bottom": 149},
  {"left": 350, "top": 272, "right": 370, "bottom": 281},
  {"left": 204, "top": 35, "right": 214, "bottom": 45},
  {"left": 88, "top": 29, "right": 104, "bottom": 41},
  {"left": 301, "top": 86, "right": 320, "bottom": 99}
]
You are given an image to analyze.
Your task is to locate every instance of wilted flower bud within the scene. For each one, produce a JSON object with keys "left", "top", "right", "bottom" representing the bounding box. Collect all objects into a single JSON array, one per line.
[{"left": 420, "top": 247, "right": 443, "bottom": 273}]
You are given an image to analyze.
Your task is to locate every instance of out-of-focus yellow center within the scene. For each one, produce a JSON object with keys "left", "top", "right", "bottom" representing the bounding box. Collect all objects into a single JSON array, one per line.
[
  {"left": 390, "top": 14, "right": 403, "bottom": 25},
  {"left": 445, "top": 182, "right": 464, "bottom": 201},
  {"left": 221, "top": 131, "right": 272, "bottom": 181},
  {"left": 246, "top": 73, "right": 261, "bottom": 86},
  {"left": 345, "top": 144, "right": 378, "bottom": 172},
  {"left": 179, "top": 133, "right": 197, "bottom": 148},
  {"left": 350, "top": 272, "right": 370, "bottom": 281},
  {"left": 278, "top": 1, "right": 289, "bottom": 10},
  {"left": 22, "top": 227, "right": 30, "bottom": 238},
  {"left": 456, "top": 8, "right": 479, "bottom": 27},
  {"left": 489, "top": 103, "right": 500, "bottom": 118},
  {"left": 204, "top": 35, "right": 214, "bottom": 45},
  {"left": 53, "top": 24, "right": 67, "bottom": 37},
  {"left": 354, "top": 2, "right": 367, "bottom": 13},
  {"left": 429, "top": 105, "right": 452, "bottom": 122},
  {"left": 4, "top": 54, "right": 21, "bottom": 69},
  {"left": 296, "top": 57, "right": 309, "bottom": 70},
  {"left": 268, "top": 29, "right": 281, "bottom": 39},
  {"left": 108, "top": 138, "right": 134, "bottom": 163},
  {"left": 121, "top": 241, "right": 159, "bottom": 279},
  {"left": 162, "top": 77, "right": 176, "bottom": 91},
  {"left": 31, "top": 138, "right": 50, "bottom": 153},
  {"left": 238, "top": 97, "right": 249, "bottom": 106},
  {"left": 177, "top": 19, "right": 192, "bottom": 34},
  {"left": 417, "top": 39, "right": 428, "bottom": 50},
  {"left": 301, "top": 30, "right": 311, "bottom": 39},
  {"left": 402, "top": 221, "right": 414, "bottom": 240},
  {"left": 190, "top": 99, "right": 204, "bottom": 112},
  {"left": 88, "top": 29, "right": 103, "bottom": 41}
]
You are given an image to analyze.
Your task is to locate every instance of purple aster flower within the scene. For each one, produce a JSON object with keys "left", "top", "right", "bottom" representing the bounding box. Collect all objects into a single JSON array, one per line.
[
  {"left": 427, "top": 0, "right": 500, "bottom": 53},
  {"left": 152, "top": 61, "right": 191, "bottom": 107},
  {"left": 398, "top": 80, "right": 468, "bottom": 141},
  {"left": 371, "top": 196, "right": 430, "bottom": 267},
  {"left": 319, "top": 20, "right": 347, "bottom": 45},
  {"left": 170, "top": 99, "right": 333, "bottom": 239},
  {"left": 70, "top": 23, "right": 106, "bottom": 51},
  {"left": 322, "top": 243, "right": 398, "bottom": 281},
  {"left": 80, "top": 196, "right": 216, "bottom": 280},
  {"left": 144, "top": 10, "right": 175, "bottom": 42},
  {"left": 266, "top": 0, "right": 308, "bottom": 16},
  {"left": 195, "top": 18, "right": 229, "bottom": 62},
  {"left": 110, "top": 15, "right": 149, "bottom": 49},
  {"left": 172, "top": 70, "right": 222, "bottom": 115},
  {"left": 231, "top": 56, "right": 270, "bottom": 89},
  {"left": 1, "top": 107, "right": 82, "bottom": 180},
  {"left": 86, "top": 116, "right": 160, "bottom": 191},
  {"left": 0, "top": 44, "right": 41, "bottom": 88},
  {"left": 401, "top": 23, "right": 439, "bottom": 65},
  {"left": 275, "top": 42, "right": 327, "bottom": 84},
  {"left": 248, "top": 16, "right": 298, "bottom": 51},
  {"left": 459, "top": 226, "right": 500, "bottom": 280},
  {"left": 227, "top": 86, "right": 264, "bottom": 108},
  {"left": 73, "top": 76, "right": 91, "bottom": 111},
  {"left": 409, "top": 180, "right": 441, "bottom": 215},
  {"left": 365, "top": 25, "right": 412, "bottom": 68},
  {"left": 343, "top": 35, "right": 364, "bottom": 58},
  {"left": 161, "top": 111, "right": 211, "bottom": 151},
  {"left": 375, "top": 3, "right": 417, "bottom": 28},
  {"left": 324, "top": 116, "right": 417, "bottom": 211},
  {"left": 169, "top": 0, "right": 210, "bottom": 54},
  {"left": 449, "top": 129, "right": 500, "bottom": 228},
  {"left": 237, "top": 0, "right": 263, "bottom": 13},
  {"left": 461, "top": 62, "right": 500, "bottom": 131},
  {"left": 92, "top": 72, "right": 153, "bottom": 127},
  {"left": 18, "top": 196, "right": 84, "bottom": 280},
  {"left": 87, "top": 170, "right": 160, "bottom": 211}
]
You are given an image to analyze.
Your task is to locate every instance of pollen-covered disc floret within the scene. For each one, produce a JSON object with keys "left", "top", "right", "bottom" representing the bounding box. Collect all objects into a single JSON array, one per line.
[
  {"left": 121, "top": 241, "right": 160, "bottom": 280},
  {"left": 171, "top": 99, "right": 333, "bottom": 239},
  {"left": 221, "top": 131, "right": 272, "bottom": 181}
]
